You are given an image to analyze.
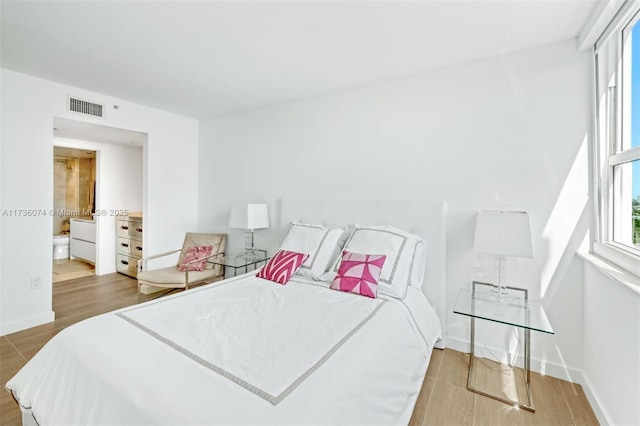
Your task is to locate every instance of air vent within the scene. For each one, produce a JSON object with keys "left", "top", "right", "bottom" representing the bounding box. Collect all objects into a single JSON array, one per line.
[{"left": 68, "top": 97, "right": 104, "bottom": 118}]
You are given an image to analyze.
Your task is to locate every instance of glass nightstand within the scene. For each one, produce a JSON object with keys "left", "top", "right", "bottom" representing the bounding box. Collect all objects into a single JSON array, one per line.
[
  {"left": 211, "top": 250, "right": 269, "bottom": 278},
  {"left": 453, "top": 281, "right": 554, "bottom": 412}
]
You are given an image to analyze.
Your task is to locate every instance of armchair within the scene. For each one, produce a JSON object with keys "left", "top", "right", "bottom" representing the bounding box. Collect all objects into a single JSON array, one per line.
[{"left": 137, "top": 233, "right": 227, "bottom": 302}]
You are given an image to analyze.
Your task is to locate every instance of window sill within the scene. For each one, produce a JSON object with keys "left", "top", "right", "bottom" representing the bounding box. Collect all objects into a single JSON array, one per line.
[
  {"left": 593, "top": 241, "right": 640, "bottom": 274},
  {"left": 578, "top": 250, "right": 640, "bottom": 296}
]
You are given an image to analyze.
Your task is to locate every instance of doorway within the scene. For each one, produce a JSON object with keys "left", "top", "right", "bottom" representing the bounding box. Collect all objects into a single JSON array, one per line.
[
  {"left": 52, "top": 146, "right": 97, "bottom": 282},
  {"left": 52, "top": 117, "right": 146, "bottom": 280}
]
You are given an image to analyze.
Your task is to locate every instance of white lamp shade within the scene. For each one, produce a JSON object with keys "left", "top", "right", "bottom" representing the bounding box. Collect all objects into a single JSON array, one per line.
[
  {"left": 228, "top": 203, "right": 270, "bottom": 230},
  {"left": 474, "top": 210, "right": 534, "bottom": 258}
]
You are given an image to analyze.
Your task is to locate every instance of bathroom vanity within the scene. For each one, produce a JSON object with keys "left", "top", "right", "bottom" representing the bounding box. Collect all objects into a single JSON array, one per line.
[{"left": 70, "top": 218, "right": 96, "bottom": 263}]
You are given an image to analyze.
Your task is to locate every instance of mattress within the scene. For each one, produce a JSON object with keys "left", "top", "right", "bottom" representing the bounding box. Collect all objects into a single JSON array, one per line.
[{"left": 6, "top": 273, "right": 441, "bottom": 425}]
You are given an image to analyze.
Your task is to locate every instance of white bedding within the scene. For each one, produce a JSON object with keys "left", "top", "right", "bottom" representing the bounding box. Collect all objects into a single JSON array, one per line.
[{"left": 6, "top": 273, "right": 441, "bottom": 425}]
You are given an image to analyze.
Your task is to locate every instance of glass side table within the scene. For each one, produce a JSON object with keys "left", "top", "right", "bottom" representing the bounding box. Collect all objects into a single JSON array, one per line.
[
  {"left": 211, "top": 250, "right": 269, "bottom": 278},
  {"left": 453, "top": 281, "right": 555, "bottom": 412}
]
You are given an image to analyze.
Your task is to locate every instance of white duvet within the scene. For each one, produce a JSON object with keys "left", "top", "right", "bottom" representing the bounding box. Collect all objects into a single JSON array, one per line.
[{"left": 6, "top": 274, "right": 441, "bottom": 426}]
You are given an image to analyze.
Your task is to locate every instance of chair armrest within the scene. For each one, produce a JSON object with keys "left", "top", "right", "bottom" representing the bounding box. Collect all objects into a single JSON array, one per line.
[
  {"left": 137, "top": 249, "right": 181, "bottom": 272},
  {"left": 141, "top": 249, "right": 182, "bottom": 261},
  {"left": 183, "top": 251, "right": 225, "bottom": 267},
  {"left": 182, "top": 252, "right": 227, "bottom": 286}
]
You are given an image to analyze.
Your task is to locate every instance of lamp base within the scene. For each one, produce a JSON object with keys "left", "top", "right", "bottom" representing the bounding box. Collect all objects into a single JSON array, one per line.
[
  {"left": 241, "top": 249, "right": 260, "bottom": 260},
  {"left": 492, "top": 255, "right": 509, "bottom": 302},
  {"left": 490, "top": 285, "right": 510, "bottom": 302},
  {"left": 243, "top": 229, "right": 257, "bottom": 259}
]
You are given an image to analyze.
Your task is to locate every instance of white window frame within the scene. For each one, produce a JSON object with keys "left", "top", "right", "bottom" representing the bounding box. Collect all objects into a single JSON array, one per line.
[{"left": 593, "top": 1, "right": 640, "bottom": 277}]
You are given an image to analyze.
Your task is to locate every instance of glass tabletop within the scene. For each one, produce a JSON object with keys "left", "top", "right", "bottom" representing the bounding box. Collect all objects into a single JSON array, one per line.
[
  {"left": 212, "top": 251, "right": 269, "bottom": 268},
  {"left": 454, "top": 288, "right": 554, "bottom": 334}
]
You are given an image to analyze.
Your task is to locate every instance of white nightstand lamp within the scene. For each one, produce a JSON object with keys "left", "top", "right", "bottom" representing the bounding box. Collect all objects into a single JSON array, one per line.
[
  {"left": 474, "top": 210, "right": 534, "bottom": 300},
  {"left": 228, "top": 203, "right": 269, "bottom": 258}
]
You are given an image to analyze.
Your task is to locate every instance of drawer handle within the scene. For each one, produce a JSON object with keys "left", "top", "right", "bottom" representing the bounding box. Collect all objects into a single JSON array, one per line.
[
  {"left": 120, "top": 260, "right": 129, "bottom": 265},
  {"left": 136, "top": 228, "right": 143, "bottom": 232},
  {"left": 120, "top": 243, "right": 129, "bottom": 248},
  {"left": 136, "top": 246, "right": 143, "bottom": 251},
  {"left": 121, "top": 225, "right": 129, "bottom": 230}
]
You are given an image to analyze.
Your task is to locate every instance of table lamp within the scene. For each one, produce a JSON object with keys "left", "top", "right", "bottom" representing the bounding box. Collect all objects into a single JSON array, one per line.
[
  {"left": 228, "top": 203, "right": 269, "bottom": 258},
  {"left": 474, "top": 210, "right": 534, "bottom": 300}
]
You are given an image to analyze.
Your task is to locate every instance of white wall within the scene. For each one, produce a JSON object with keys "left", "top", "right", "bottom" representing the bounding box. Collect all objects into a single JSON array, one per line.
[
  {"left": 0, "top": 69, "right": 199, "bottom": 335},
  {"left": 199, "top": 39, "right": 591, "bottom": 380},
  {"left": 53, "top": 137, "right": 143, "bottom": 275},
  {"left": 582, "top": 259, "right": 640, "bottom": 425}
]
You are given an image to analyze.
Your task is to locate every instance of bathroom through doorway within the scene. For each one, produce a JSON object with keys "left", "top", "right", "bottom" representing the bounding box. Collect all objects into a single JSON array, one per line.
[{"left": 52, "top": 146, "right": 97, "bottom": 282}]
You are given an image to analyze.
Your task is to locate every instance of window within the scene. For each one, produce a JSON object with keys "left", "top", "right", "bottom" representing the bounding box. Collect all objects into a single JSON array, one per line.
[
  {"left": 616, "top": 18, "right": 640, "bottom": 250},
  {"left": 594, "top": 4, "right": 640, "bottom": 273}
]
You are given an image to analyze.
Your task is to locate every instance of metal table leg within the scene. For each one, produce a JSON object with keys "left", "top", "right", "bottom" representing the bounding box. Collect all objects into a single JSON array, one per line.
[{"left": 466, "top": 319, "right": 536, "bottom": 412}]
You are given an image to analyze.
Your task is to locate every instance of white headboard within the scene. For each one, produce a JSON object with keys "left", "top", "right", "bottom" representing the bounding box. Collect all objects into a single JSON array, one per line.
[{"left": 279, "top": 199, "right": 447, "bottom": 346}]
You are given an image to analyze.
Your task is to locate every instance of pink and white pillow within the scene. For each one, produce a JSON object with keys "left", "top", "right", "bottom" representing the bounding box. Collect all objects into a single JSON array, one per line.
[
  {"left": 178, "top": 245, "right": 214, "bottom": 272},
  {"left": 335, "top": 225, "right": 423, "bottom": 299},
  {"left": 330, "top": 251, "right": 387, "bottom": 298},
  {"left": 257, "top": 250, "right": 309, "bottom": 285}
]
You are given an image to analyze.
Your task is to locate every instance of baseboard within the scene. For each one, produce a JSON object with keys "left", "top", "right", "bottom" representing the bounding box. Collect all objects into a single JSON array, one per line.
[
  {"left": 445, "top": 336, "right": 610, "bottom": 425},
  {"left": 0, "top": 310, "right": 55, "bottom": 336},
  {"left": 579, "top": 372, "right": 614, "bottom": 426},
  {"left": 95, "top": 264, "right": 116, "bottom": 275}
]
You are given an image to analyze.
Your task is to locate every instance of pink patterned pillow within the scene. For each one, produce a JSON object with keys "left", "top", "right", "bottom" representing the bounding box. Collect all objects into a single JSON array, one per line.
[
  {"left": 178, "top": 245, "right": 214, "bottom": 272},
  {"left": 330, "top": 251, "right": 387, "bottom": 298},
  {"left": 257, "top": 250, "right": 309, "bottom": 285}
]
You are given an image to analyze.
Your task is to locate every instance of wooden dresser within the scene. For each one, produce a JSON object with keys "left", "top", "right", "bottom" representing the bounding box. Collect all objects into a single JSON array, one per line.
[{"left": 116, "top": 214, "right": 143, "bottom": 278}]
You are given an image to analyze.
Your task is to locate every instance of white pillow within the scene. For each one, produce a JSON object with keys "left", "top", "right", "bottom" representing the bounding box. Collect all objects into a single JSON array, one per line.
[
  {"left": 279, "top": 223, "right": 345, "bottom": 279},
  {"left": 338, "top": 225, "right": 423, "bottom": 299},
  {"left": 410, "top": 240, "right": 427, "bottom": 289},
  {"left": 326, "top": 224, "right": 356, "bottom": 270}
]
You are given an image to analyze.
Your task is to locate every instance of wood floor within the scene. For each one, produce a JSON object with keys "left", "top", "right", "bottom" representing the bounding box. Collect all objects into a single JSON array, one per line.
[
  {"left": 409, "top": 350, "right": 599, "bottom": 425},
  {"left": 1, "top": 273, "right": 599, "bottom": 426}
]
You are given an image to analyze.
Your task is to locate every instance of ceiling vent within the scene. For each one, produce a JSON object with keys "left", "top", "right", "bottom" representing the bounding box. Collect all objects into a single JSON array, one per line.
[{"left": 67, "top": 96, "right": 104, "bottom": 118}]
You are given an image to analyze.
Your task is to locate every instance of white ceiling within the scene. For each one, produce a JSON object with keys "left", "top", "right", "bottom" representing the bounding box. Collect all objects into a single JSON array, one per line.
[{"left": 1, "top": 1, "right": 600, "bottom": 119}]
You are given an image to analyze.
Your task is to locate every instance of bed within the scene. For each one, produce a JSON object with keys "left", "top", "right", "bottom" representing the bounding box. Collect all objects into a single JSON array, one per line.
[{"left": 6, "top": 199, "right": 447, "bottom": 425}]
